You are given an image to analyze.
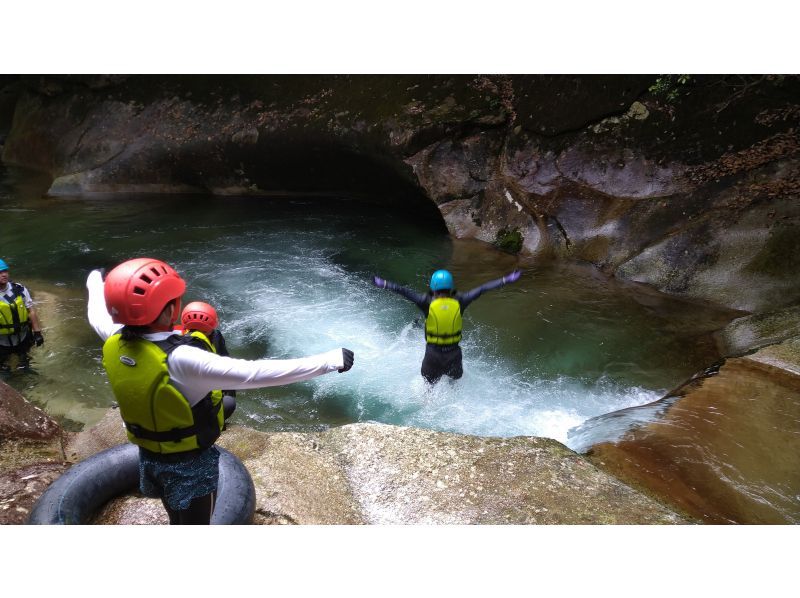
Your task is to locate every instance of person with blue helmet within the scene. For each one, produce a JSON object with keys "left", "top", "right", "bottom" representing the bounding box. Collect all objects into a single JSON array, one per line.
[
  {"left": 0, "top": 258, "right": 45, "bottom": 375},
  {"left": 371, "top": 267, "right": 521, "bottom": 384}
]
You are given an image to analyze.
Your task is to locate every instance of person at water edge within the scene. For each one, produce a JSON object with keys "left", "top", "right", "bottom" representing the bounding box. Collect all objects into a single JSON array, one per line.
[
  {"left": 0, "top": 258, "right": 44, "bottom": 375},
  {"left": 371, "top": 268, "right": 521, "bottom": 384},
  {"left": 87, "top": 258, "right": 355, "bottom": 525},
  {"left": 177, "top": 301, "right": 237, "bottom": 420}
]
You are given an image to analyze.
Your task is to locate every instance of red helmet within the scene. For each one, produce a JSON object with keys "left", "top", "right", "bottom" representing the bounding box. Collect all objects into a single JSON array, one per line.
[
  {"left": 181, "top": 301, "right": 218, "bottom": 335},
  {"left": 104, "top": 258, "right": 186, "bottom": 326}
]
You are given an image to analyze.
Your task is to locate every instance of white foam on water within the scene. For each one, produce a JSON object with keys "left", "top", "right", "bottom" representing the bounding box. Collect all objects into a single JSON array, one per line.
[{"left": 189, "top": 243, "right": 662, "bottom": 449}]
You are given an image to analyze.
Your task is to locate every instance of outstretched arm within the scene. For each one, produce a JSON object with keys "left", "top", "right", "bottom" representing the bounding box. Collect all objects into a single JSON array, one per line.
[
  {"left": 86, "top": 269, "right": 123, "bottom": 341},
  {"left": 372, "top": 275, "right": 430, "bottom": 311},
  {"left": 458, "top": 270, "right": 522, "bottom": 310},
  {"left": 168, "top": 345, "right": 353, "bottom": 405}
]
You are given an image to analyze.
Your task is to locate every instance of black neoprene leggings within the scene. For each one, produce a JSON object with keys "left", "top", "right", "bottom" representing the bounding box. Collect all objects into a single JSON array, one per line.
[
  {"left": 0, "top": 332, "right": 33, "bottom": 366},
  {"left": 421, "top": 344, "right": 463, "bottom": 384},
  {"left": 162, "top": 492, "right": 216, "bottom": 525}
]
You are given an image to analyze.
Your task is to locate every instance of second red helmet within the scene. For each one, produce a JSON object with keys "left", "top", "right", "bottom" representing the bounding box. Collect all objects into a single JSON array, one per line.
[{"left": 181, "top": 301, "right": 219, "bottom": 335}]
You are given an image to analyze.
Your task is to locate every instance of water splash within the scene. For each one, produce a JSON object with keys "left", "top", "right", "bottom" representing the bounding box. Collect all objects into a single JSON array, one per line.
[{"left": 184, "top": 241, "right": 663, "bottom": 446}]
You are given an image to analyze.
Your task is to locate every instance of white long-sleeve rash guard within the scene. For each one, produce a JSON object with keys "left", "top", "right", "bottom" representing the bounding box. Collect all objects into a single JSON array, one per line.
[{"left": 86, "top": 270, "right": 346, "bottom": 406}]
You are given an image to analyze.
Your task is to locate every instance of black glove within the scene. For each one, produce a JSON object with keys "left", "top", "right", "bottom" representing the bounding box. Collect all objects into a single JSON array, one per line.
[
  {"left": 33, "top": 331, "right": 44, "bottom": 347},
  {"left": 338, "top": 348, "right": 354, "bottom": 373}
]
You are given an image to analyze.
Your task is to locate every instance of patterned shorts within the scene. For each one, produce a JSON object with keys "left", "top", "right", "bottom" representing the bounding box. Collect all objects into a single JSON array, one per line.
[{"left": 139, "top": 446, "right": 220, "bottom": 511}]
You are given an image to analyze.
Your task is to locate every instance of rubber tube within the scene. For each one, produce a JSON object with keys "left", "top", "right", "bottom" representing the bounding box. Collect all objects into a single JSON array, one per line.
[
  {"left": 27, "top": 443, "right": 255, "bottom": 525},
  {"left": 212, "top": 446, "right": 256, "bottom": 525}
]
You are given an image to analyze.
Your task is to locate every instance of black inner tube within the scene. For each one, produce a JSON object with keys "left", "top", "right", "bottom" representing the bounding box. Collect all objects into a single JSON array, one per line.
[{"left": 27, "top": 443, "right": 255, "bottom": 525}]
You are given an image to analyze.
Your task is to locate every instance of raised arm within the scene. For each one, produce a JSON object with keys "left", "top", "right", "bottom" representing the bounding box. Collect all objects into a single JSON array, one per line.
[
  {"left": 86, "top": 269, "right": 123, "bottom": 341},
  {"left": 372, "top": 275, "right": 430, "bottom": 312},
  {"left": 458, "top": 270, "right": 522, "bottom": 310}
]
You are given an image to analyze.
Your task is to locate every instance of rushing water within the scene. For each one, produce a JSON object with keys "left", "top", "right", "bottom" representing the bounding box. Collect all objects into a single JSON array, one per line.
[{"left": 0, "top": 164, "right": 734, "bottom": 449}]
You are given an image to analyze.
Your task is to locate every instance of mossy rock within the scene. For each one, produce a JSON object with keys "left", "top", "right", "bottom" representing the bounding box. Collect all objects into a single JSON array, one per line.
[{"left": 494, "top": 228, "right": 524, "bottom": 254}]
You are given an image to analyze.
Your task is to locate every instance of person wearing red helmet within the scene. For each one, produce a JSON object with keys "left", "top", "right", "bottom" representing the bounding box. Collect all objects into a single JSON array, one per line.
[
  {"left": 87, "top": 258, "right": 354, "bottom": 525},
  {"left": 180, "top": 301, "right": 219, "bottom": 335},
  {"left": 179, "top": 301, "right": 237, "bottom": 420}
]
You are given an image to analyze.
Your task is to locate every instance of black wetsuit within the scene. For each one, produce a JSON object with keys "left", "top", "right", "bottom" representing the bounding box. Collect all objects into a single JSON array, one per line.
[
  {"left": 208, "top": 329, "right": 237, "bottom": 420},
  {"left": 185, "top": 329, "right": 237, "bottom": 420},
  {"left": 383, "top": 276, "right": 510, "bottom": 384},
  {"left": 207, "top": 329, "right": 229, "bottom": 357}
]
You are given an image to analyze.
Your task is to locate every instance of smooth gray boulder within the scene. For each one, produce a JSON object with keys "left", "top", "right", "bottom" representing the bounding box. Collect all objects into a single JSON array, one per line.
[{"left": 67, "top": 411, "right": 684, "bottom": 525}]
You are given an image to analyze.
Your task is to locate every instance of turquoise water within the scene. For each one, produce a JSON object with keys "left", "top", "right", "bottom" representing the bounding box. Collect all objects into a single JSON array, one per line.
[{"left": 0, "top": 165, "right": 735, "bottom": 446}]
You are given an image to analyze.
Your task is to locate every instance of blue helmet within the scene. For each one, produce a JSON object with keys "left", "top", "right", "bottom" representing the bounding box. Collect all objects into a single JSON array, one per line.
[
  {"left": 430, "top": 269, "right": 454, "bottom": 291},
  {"left": 0, "top": 259, "right": 8, "bottom": 272}
]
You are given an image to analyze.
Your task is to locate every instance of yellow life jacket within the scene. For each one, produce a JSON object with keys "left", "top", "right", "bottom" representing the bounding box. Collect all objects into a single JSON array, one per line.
[
  {"left": 186, "top": 330, "right": 215, "bottom": 353},
  {"left": 0, "top": 283, "right": 30, "bottom": 336},
  {"left": 102, "top": 333, "right": 224, "bottom": 454},
  {"left": 185, "top": 329, "right": 236, "bottom": 403},
  {"left": 425, "top": 297, "right": 462, "bottom": 345}
]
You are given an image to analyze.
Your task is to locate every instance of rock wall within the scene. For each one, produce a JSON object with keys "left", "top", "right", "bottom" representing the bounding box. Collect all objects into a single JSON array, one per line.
[{"left": 2, "top": 74, "right": 798, "bottom": 312}]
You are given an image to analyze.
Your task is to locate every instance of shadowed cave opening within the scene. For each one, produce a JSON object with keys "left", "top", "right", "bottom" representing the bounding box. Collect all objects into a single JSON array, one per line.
[{"left": 166, "top": 139, "right": 450, "bottom": 234}]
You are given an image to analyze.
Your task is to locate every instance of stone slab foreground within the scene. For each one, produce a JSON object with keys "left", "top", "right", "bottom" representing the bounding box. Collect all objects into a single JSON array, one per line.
[{"left": 80, "top": 411, "right": 684, "bottom": 525}]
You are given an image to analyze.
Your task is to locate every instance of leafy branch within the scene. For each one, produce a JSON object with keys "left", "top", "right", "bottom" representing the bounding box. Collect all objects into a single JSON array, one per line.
[{"left": 648, "top": 75, "right": 693, "bottom": 103}]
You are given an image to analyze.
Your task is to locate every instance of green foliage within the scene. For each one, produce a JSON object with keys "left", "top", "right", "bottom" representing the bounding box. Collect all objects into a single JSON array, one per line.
[
  {"left": 649, "top": 75, "right": 693, "bottom": 102},
  {"left": 494, "top": 228, "right": 523, "bottom": 254}
]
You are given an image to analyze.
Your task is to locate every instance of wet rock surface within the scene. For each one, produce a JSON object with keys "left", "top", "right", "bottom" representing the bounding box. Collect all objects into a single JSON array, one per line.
[
  {"left": 0, "top": 462, "right": 68, "bottom": 524},
  {"left": 63, "top": 413, "right": 684, "bottom": 525},
  {"left": 587, "top": 341, "right": 800, "bottom": 524},
  {"left": 0, "top": 381, "right": 67, "bottom": 524},
  {"left": 319, "top": 423, "right": 683, "bottom": 524},
  {"left": 0, "top": 379, "right": 61, "bottom": 441},
  {"left": 716, "top": 303, "right": 800, "bottom": 356}
]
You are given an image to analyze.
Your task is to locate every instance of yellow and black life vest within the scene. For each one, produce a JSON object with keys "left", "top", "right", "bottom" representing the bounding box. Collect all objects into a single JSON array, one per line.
[
  {"left": 425, "top": 297, "right": 462, "bottom": 345},
  {"left": 0, "top": 283, "right": 30, "bottom": 337},
  {"left": 184, "top": 330, "right": 215, "bottom": 352},
  {"left": 102, "top": 333, "right": 224, "bottom": 454}
]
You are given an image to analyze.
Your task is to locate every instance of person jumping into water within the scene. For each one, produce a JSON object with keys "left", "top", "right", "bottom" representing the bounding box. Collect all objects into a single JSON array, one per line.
[{"left": 371, "top": 268, "right": 521, "bottom": 384}]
